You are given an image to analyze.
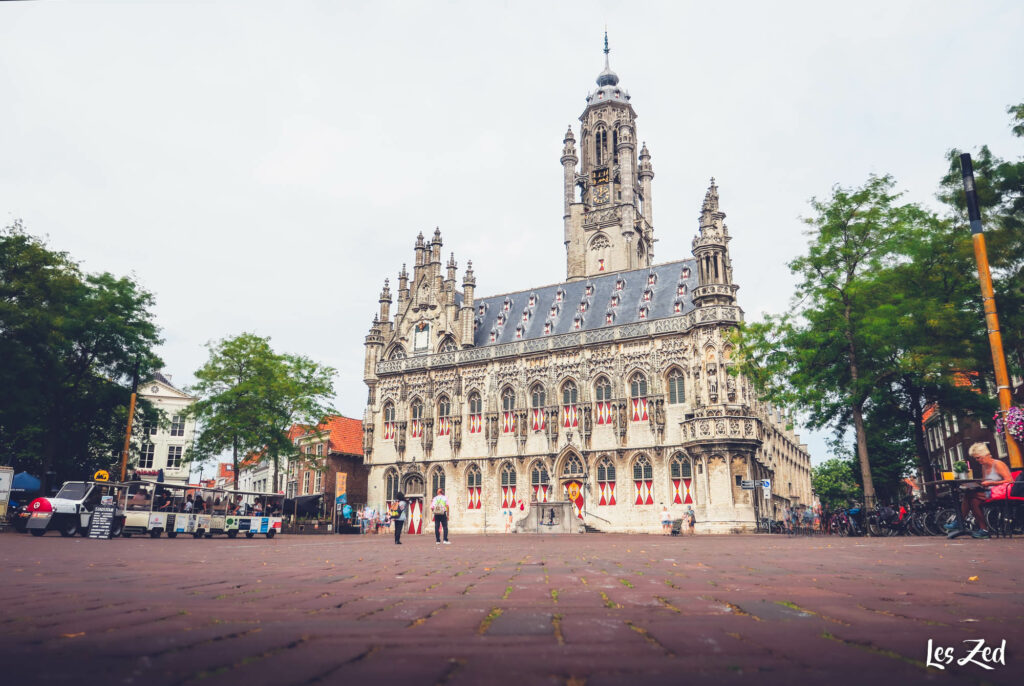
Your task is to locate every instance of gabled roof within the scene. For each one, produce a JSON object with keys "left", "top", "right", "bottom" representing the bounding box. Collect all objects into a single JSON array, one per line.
[{"left": 299, "top": 415, "right": 363, "bottom": 456}]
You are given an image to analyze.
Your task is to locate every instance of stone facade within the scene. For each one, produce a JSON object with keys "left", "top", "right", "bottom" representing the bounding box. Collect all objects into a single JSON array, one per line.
[{"left": 362, "top": 45, "right": 812, "bottom": 534}]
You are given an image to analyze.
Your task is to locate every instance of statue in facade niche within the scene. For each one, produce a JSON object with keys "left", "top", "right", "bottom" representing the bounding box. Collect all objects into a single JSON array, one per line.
[{"left": 726, "top": 375, "right": 736, "bottom": 401}]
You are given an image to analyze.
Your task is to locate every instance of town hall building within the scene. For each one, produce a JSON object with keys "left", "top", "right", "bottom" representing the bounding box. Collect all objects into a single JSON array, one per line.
[{"left": 361, "top": 43, "right": 813, "bottom": 534}]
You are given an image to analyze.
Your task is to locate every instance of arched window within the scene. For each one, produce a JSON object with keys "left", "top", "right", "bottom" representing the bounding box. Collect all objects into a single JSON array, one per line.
[
  {"left": 630, "top": 373, "right": 649, "bottom": 421},
  {"left": 501, "top": 387, "right": 516, "bottom": 434},
  {"left": 383, "top": 401, "right": 396, "bottom": 440},
  {"left": 562, "top": 454, "right": 584, "bottom": 477},
  {"left": 597, "top": 456, "right": 617, "bottom": 506},
  {"left": 410, "top": 399, "right": 424, "bottom": 438},
  {"left": 562, "top": 381, "right": 579, "bottom": 428},
  {"left": 438, "top": 337, "right": 458, "bottom": 353},
  {"left": 437, "top": 395, "right": 451, "bottom": 436},
  {"left": 388, "top": 346, "right": 406, "bottom": 360},
  {"left": 668, "top": 369, "right": 685, "bottom": 405},
  {"left": 468, "top": 391, "right": 482, "bottom": 434},
  {"left": 385, "top": 468, "right": 400, "bottom": 502},
  {"left": 594, "top": 376, "right": 613, "bottom": 425},
  {"left": 531, "top": 462, "right": 550, "bottom": 502},
  {"left": 530, "top": 384, "right": 546, "bottom": 431},
  {"left": 430, "top": 467, "right": 446, "bottom": 498},
  {"left": 670, "top": 454, "right": 693, "bottom": 503},
  {"left": 500, "top": 462, "right": 517, "bottom": 508},
  {"left": 633, "top": 455, "right": 654, "bottom": 505},
  {"left": 466, "top": 463, "right": 482, "bottom": 509}
]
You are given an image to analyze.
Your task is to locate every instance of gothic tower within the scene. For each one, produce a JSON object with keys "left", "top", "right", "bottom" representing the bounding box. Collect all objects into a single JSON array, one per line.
[
  {"left": 691, "top": 178, "right": 738, "bottom": 307},
  {"left": 563, "top": 34, "right": 654, "bottom": 281}
]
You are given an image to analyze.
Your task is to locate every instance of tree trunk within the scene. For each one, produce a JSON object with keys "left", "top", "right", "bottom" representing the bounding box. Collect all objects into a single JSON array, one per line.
[
  {"left": 273, "top": 452, "right": 280, "bottom": 494},
  {"left": 232, "top": 437, "right": 239, "bottom": 491},
  {"left": 902, "top": 377, "right": 936, "bottom": 502},
  {"left": 851, "top": 401, "right": 877, "bottom": 507},
  {"left": 843, "top": 302, "right": 876, "bottom": 507}
]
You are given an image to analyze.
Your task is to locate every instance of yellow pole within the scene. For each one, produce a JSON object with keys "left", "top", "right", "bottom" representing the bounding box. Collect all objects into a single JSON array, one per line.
[
  {"left": 961, "top": 154, "right": 1022, "bottom": 468},
  {"left": 120, "top": 390, "right": 137, "bottom": 482}
]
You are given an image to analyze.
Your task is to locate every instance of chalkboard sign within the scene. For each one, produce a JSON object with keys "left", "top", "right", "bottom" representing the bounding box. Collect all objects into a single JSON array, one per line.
[{"left": 88, "top": 505, "right": 117, "bottom": 540}]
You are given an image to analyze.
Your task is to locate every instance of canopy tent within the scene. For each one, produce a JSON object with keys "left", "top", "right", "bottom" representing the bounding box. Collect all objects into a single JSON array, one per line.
[{"left": 283, "top": 494, "right": 322, "bottom": 518}]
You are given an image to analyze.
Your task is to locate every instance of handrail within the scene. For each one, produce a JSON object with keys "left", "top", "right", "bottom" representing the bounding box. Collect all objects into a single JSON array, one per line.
[{"left": 584, "top": 511, "right": 612, "bottom": 524}]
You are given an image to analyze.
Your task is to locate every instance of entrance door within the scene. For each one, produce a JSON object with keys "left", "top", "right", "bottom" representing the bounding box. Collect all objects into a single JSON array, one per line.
[{"left": 406, "top": 498, "right": 423, "bottom": 534}]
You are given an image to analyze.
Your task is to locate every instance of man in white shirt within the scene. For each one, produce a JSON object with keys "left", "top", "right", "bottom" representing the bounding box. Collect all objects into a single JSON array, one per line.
[{"left": 430, "top": 488, "right": 450, "bottom": 544}]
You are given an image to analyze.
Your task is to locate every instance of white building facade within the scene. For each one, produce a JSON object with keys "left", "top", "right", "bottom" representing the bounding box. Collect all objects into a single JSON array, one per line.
[{"left": 135, "top": 373, "right": 195, "bottom": 486}]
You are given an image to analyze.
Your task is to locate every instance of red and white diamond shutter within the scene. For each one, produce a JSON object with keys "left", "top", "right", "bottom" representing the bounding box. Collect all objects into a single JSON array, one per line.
[
  {"left": 562, "top": 404, "right": 578, "bottom": 428},
  {"left": 502, "top": 412, "right": 516, "bottom": 434},
  {"left": 406, "top": 500, "right": 423, "bottom": 534},
  {"left": 596, "top": 402, "right": 611, "bottom": 425},
  {"left": 468, "top": 487, "right": 482, "bottom": 509},
  {"left": 631, "top": 397, "right": 649, "bottom": 422},
  {"left": 633, "top": 456, "right": 654, "bottom": 505},
  {"left": 501, "top": 486, "right": 517, "bottom": 508},
  {"left": 383, "top": 422, "right": 395, "bottom": 440},
  {"left": 531, "top": 409, "right": 545, "bottom": 432},
  {"left": 469, "top": 414, "right": 482, "bottom": 434},
  {"left": 598, "top": 481, "right": 617, "bottom": 506},
  {"left": 410, "top": 419, "right": 423, "bottom": 438},
  {"left": 672, "top": 479, "right": 693, "bottom": 505},
  {"left": 467, "top": 465, "right": 483, "bottom": 510},
  {"left": 437, "top": 418, "right": 451, "bottom": 436},
  {"left": 532, "top": 484, "right": 549, "bottom": 503}
]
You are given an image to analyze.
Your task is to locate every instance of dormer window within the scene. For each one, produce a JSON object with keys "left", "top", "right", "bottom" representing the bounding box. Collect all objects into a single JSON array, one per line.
[
  {"left": 573, "top": 314, "right": 583, "bottom": 330},
  {"left": 522, "top": 309, "right": 530, "bottom": 323},
  {"left": 549, "top": 305, "right": 559, "bottom": 318},
  {"left": 497, "top": 313, "right": 506, "bottom": 326},
  {"left": 515, "top": 324, "right": 524, "bottom": 339},
  {"left": 639, "top": 305, "right": 649, "bottom": 319},
  {"left": 503, "top": 297, "right": 512, "bottom": 312},
  {"left": 555, "top": 288, "right": 565, "bottom": 303},
  {"left": 478, "top": 304, "right": 487, "bottom": 316},
  {"left": 579, "top": 301, "right": 588, "bottom": 313},
  {"left": 544, "top": 321, "right": 552, "bottom": 335},
  {"left": 681, "top": 267, "right": 691, "bottom": 280},
  {"left": 610, "top": 294, "right": 620, "bottom": 307},
  {"left": 528, "top": 293, "right": 537, "bottom": 307},
  {"left": 605, "top": 311, "right": 615, "bottom": 325},
  {"left": 647, "top": 272, "right": 657, "bottom": 286},
  {"left": 615, "top": 277, "right": 625, "bottom": 291},
  {"left": 585, "top": 284, "right": 595, "bottom": 297},
  {"left": 677, "top": 283, "right": 688, "bottom": 296},
  {"left": 642, "top": 288, "right": 653, "bottom": 302},
  {"left": 489, "top": 329, "right": 497, "bottom": 343},
  {"left": 673, "top": 299, "right": 683, "bottom": 314}
]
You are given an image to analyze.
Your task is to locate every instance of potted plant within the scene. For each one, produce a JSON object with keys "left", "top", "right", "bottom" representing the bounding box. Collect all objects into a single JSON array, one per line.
[
  {"left": 994, "top": 407, "right": 1024, "bottom": 443},
  {"left": 952, "top": 460, "right": 970, "bottom": 480}
]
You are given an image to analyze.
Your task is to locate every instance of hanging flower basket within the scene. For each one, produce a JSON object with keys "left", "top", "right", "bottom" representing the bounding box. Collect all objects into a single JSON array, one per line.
[{"left": 994, "top": 406, "right": 1024, "bottom": 443}]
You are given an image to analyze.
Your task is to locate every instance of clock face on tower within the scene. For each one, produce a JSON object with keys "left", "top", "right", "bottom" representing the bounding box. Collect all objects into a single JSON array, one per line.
[{"left": 595, "top": 184, "right": 610, "bottom": 204}]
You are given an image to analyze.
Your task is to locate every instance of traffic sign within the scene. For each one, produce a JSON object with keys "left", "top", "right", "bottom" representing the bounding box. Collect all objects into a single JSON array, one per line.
[
  {"left": 761, "top": 479, "right": 771, "bottom": 489},
  {"left": 740, "top": 480, "right": 756, "bottom": 489}
]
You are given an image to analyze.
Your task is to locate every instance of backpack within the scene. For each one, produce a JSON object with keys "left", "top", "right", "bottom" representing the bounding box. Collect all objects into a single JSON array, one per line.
[{"left": 431, "top": 498, "right": 447, "bottom": 516}]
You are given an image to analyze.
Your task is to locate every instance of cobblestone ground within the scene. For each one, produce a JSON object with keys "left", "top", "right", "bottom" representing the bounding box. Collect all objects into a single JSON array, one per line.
[{"left": 1, "top": 532, "right": 1021, "bottom": 686}]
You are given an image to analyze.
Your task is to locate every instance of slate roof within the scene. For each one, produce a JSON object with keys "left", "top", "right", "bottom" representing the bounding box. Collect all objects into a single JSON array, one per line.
[{"left": 472, "top": 259, "right": 698, "bottom": 347}]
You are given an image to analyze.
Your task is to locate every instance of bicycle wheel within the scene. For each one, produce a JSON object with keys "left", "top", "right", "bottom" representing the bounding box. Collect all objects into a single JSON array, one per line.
[{"left": 865, "top": 513, "right": 882, "bottom": 537}]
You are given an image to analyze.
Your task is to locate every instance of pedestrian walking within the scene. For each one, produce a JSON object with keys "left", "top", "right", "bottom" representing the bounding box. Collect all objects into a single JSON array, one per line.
[
  {"left": 392, "top": 492, "right": 407, "bottom": 545},
  {"left": 659, "top": 504, "right": 672, "bottom": 535},
  {"left": 684, "top": 505, "right": 696, "bottom": 535},
  {"left": 431, "top": 488, "right": 450, "bottom": 544}
]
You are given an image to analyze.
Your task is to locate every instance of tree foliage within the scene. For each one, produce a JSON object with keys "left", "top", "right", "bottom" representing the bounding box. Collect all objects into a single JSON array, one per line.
[
  {"left": 188, "top": 333, "right": 336, "bottom": 491},
  {"left": 0, "top": 221, "right": 163, "bottom": 490},
  {"left": 811, "top": 458, "right": 861, "bottom": 511}
]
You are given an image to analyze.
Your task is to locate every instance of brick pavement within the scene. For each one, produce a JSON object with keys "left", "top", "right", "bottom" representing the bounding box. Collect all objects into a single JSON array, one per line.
[{"left": 1, "top": 532, "right": 1022, "bottom": 685}]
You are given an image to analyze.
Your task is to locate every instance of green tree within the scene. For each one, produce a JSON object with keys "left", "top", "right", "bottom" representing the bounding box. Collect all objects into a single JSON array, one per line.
[
  {"left": 0, "top": 222, "right": 163, "bottom": 490},
  {"left": 736, "top": 175, "right": 928, "bottom": 506},
  {"left": 811, "top": 458, "right": 861, "bottom": 511},
  {"left": 188, "top": 333, "right": 336, "bottom": 491}
]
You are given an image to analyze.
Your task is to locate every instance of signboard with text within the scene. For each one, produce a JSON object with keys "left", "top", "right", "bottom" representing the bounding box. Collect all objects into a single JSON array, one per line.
[
  {"left": 87, "top": 505, "right": 117, "bottom": 539},
  {"left": 335, "top": 472, "right": 347, "bottom": 500}
]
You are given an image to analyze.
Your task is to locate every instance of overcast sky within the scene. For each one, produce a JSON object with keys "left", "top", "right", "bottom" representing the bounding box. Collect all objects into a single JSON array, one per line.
[{"left": 2, "top": 1, "right": 1022, "bottom": 466}]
